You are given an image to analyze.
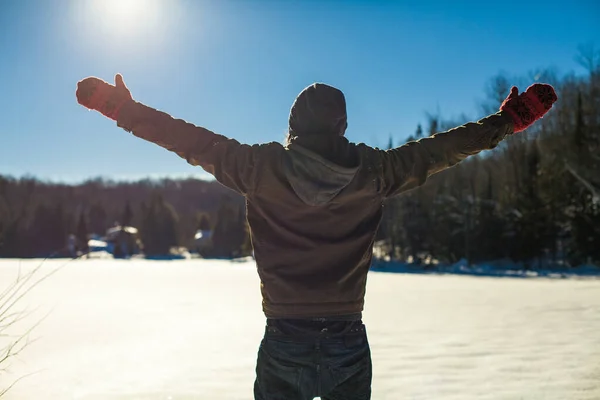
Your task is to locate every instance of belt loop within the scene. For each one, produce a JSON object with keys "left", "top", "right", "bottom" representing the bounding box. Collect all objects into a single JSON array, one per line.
[{"left": 265, "top": 325, "right": 279, "bottom": 335}]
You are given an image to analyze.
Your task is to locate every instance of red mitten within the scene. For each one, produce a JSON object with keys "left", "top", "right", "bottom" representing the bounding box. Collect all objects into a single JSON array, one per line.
[
  {"left": 500, "top": 84, "right": 557, "bottom": 133},
  {"left": 76, "top": 74, "right": 133, "bottom": 121}
]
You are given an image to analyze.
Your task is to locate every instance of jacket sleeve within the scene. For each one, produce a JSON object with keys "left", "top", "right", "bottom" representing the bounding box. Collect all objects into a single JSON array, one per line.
[
  {"left": 377, "top": 112, "right": 514, "bottom": 198},
  {"left": 116, "top": 101, "right": 265, "bottom": 196}
]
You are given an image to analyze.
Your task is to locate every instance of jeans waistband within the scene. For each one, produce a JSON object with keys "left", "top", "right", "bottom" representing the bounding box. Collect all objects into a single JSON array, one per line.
[
  {"left": 265, "top": 318, "right": 366, "bottom": 338},
  {"left": 267, "top": 312, "right": 362, "bottom": 322}
]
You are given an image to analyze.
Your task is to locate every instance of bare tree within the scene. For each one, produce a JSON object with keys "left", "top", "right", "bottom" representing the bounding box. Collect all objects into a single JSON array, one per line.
[
  {"left": 480, "top": 73, "right": 511, "bottom": 115},
  {"left": 575, "top": 43, "right": 600, "bottom": 74}
]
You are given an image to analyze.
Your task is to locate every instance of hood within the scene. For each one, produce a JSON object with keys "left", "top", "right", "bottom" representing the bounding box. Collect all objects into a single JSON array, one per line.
[
  {"left": 283, "top": 136, "right": 360, "bottom": 206},
  {"left": 289, "top": 83, "right": 348, "bottom": 137}
]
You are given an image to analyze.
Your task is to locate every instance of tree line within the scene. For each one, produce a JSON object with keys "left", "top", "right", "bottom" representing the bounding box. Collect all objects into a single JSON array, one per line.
[
  {"left": 379, "top": 45, "right": 600, "bottom": 268},
  {"left": 0, "top": 177, "right": 250, "bottom": 258}
]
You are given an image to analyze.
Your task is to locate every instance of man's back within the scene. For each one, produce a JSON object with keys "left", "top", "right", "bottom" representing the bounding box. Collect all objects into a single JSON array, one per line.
[{"left": 247, "top": 134, "right": 383, "bottom": 318}]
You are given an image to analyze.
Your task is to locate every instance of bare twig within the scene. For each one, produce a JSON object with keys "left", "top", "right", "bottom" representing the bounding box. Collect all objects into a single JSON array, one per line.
[
  {"left": 0, "top": 370, "right": 44, "bottom": 398},
  {"left": 565, "top": 163, "right": 600, "bottom": 201},
  {"left": 0, "top": 249, "right": 86, "bottom": 397}
]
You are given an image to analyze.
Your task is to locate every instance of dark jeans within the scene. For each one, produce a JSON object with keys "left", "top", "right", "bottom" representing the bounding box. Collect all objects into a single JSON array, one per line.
[{"left": 254, "top": 318, "right": 372, "bottom": 400}]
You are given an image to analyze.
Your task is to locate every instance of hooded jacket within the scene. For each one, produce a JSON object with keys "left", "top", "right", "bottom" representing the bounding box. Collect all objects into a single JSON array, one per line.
[{"left": 116, "top": 84, "right": 514, "bottom": 318}]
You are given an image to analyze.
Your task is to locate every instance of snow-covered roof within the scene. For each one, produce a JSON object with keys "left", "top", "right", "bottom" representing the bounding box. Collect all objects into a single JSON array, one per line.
[
  {"left": 106, "top": 225, "right": 138, "bottom": 236},
  {"left": 88, "top": 239, "right": 108, "bottom": 248}
]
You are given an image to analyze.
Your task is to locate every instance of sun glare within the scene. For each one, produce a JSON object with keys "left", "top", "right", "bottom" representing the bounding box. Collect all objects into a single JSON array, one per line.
[
  {"left": 89, "top": 0, "right": 163, "bottom": 37},
  {"left": 71, "top": 0, "right": 181, "bottom": 58}
]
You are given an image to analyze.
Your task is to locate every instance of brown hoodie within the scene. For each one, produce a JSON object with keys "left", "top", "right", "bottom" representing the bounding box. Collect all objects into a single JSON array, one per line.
[{"left": 116, "top": 84, "right": 514, "bottom": 318}]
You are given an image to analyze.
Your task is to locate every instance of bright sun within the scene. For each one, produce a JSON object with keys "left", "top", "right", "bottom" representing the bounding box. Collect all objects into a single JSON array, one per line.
[
  {"left": 72, "top": 0, "right": 182, "bottom": 59},
  {"left": 89, "top": 0, "right": 163, "bottom": 37}
]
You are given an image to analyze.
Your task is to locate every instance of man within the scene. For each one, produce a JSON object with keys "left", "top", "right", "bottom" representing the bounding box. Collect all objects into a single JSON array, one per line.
[{"left": 76, "top": 75, "right": 556, "bottom": 399}]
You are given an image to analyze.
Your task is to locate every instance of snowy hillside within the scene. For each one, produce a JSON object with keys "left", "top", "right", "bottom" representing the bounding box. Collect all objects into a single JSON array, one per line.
[{"left": 1, "top": 259, "right": 599, "bottom": 399}]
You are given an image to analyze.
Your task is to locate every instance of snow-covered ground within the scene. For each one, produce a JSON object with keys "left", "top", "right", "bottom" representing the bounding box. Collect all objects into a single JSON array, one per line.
[{"left": 1, "top": 258, "right": 599, "bottom": 400}]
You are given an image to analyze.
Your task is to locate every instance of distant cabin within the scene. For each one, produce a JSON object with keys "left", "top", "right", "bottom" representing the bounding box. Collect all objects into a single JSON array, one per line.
[{"left": 105, "top": 225, "right": 142, "bottom": 258}]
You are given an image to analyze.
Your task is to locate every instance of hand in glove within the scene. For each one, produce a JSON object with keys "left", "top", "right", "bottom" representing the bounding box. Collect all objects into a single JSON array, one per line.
[
  {"left": 76, "top": 74, "right": 133, "bottom": 121},
  {"left": 500, "top": 83, "right": 557, "bottom": 133}
]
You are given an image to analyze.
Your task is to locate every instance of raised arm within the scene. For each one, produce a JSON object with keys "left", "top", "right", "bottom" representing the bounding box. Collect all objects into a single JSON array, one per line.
[
  {"left": 378, "top": 84, "right": 557, "bottom": 198},
  {"left": 75, "top": 74, "right": 265, "bottom": 196}
]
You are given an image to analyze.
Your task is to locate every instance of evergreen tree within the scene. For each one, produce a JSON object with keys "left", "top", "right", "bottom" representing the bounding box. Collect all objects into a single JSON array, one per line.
[
  {"left": 0, "top": 195, "right": 8, "bottom": 253},
  {"left": 122, "top": 201, "right": 134, "bottom": 227},
  {"left": 211, "top": 197, "right": 238, "bottom": 258},
  {"left": 29, "top": 204, "right": 68, "bottom": 257},
  {"left": 76, "top": 213, "right": 89, "bottom": 254},
  {"left": 427, "top": 115, "right": 439, "bottom": 137},
  {"left": 415, "top": 124, "right": 423, "bottom": 139},
  {"left": 196, "top": 213, "right": 211, "bottom": 231},
  {"left": 140, "top": 194, "right": 179, "bottom": 256},
  {"left": 89, "top": 203, "right": 108, "bottom": 235}
]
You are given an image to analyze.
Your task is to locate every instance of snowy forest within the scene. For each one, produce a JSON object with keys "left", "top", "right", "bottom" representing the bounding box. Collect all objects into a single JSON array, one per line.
[{"left": 0, "top": 47, "right": 598, "bottom": 267}]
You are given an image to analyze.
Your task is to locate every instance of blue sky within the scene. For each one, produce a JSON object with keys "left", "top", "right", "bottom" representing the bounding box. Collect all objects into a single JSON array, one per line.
[{"left": 0, "top": 0, "right": 598, "bottom": 183}]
